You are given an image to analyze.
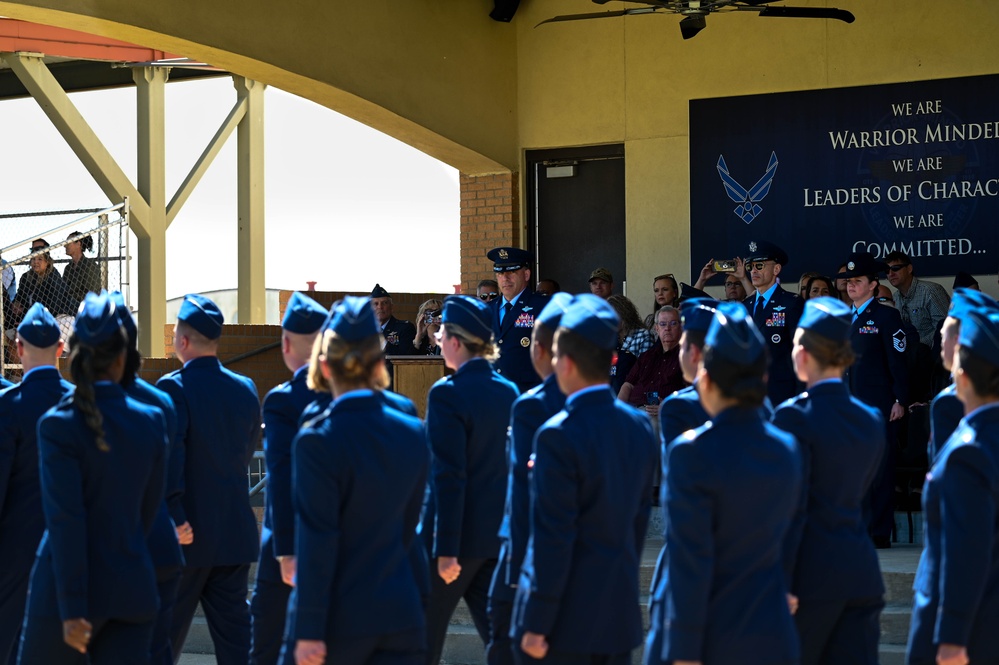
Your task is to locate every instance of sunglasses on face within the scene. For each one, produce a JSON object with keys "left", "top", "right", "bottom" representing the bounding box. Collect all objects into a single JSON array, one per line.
[
  {"left": 479, "top": 292, "right": 498, "bottom": 301},
  {"left": 887, "top": 264, "right": 909, "bottom": 272},
  {"left": 748, "top": 261, "right": 772, "bottom": 272}
]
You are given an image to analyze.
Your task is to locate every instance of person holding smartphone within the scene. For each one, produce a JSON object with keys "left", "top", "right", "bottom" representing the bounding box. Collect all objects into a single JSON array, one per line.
[{"left": 414, "top": 298, "right": 443, "bottom": 355}]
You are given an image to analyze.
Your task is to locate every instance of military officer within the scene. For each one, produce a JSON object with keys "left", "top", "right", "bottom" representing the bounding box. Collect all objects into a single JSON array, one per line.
[
  {"left": 929, "top": 289, "right": 998, "bottom": 463},
  {"left": 487, "top": 246, "right": 551, "bottom": 394},
  {"left": 371, "top": 284, "right": 417, "bottom": 355},
  {"left": 158, "top": 294, "right": 262, "bottom": 664},
  {"left": 0, "top": 304, "right": 73, "bottom": 663},
  {"left": 906, "top": 307, "right": 999, "bottom": 665},
  {"left": 423, "top": 295, "right": 519, "bottom": 665},
  {"left": 646, "top": 302, "right": 802, "bottom": 665},
  {"left": 289, "top": 296, "right": 428, "bottom": 665},
  {"left": 487, "top": 293, "right": 571, "bottom": 665},
  {"left": 772, "top": 297, "right": 886, "bottom": 665},
  {"left": 838, "top": 252, "right": 908, "bottom": 549},
  {"left": 111, "top": 291, "right": 185, "bottom": 665},
  {"left": 18, "top": 293, "right": 166, "bottom": 664},
  {"left": 250, "top": 291, "right": 327, "bottom": 665},
  {"left": 512, "top": 294, "right": 658, "bottom": 665},
  {"left": 741, "top": 240, "right": 804, "bottom": 404}
]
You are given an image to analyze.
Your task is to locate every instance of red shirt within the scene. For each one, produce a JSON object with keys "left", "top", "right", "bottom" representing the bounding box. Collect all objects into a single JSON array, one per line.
[{"left": 624, "top": 344, "right": 688, "bottom": 407}]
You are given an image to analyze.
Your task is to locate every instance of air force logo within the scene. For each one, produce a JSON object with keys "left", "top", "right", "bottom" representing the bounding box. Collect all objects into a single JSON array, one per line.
[{"left": 717, "top": 151, "right": 779, "bottom": 224}]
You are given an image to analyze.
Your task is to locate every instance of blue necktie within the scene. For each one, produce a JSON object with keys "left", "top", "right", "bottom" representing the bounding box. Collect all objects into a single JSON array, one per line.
[{"left": 502, "top": 301, "right": 513, "bottom": 324}]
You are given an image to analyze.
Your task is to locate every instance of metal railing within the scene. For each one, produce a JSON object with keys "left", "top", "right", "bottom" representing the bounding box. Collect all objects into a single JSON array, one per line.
[{"left": 248, "top": 450, "right": 267, "bottom": 497}]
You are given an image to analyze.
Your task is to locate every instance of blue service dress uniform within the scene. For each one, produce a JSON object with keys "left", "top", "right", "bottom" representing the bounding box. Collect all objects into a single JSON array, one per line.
[
  {"left": 288, "top": 390, "right": 429, "bottom": 665},
  {"left": 250, "top": 365, "right": 323, "bottom": 665},
  {"left": 423, "top": 356, "right": 519, "bottom": 665},
  {"left": 0, "top": 367, "right": 73, "bottom": 664},
  {"left": 844, "top": 298, "right": 908, "bottom": 543},
  {"left": 647, "top": 406, "right": 802, "bottom": 665},
  {"left": 772, "top": 380, "right": 887, "bottom": 664},
  {"left": 18, "top": 383, "right": 166, "bottom": 665},
  {"left": 745, "top": 286, "right": 803, "bottom": 404},
  {"left": 511, "top": 386, "right": 658, "bottom": 664},
  {"left": 124, "top": 377, "right": 186, "bottom": 665},
  {"left": 906, "top": 404, "right": 999, "bottom": 664},
  {"left": 156, "top": 356, "right": 262, "bottom": 664},
  {"left": 928, "top": 383, "right": 963, "bottom": 464},
  {"left": 487, "top": 373, "right": 566, "bottom": 665},
  {"left": 492, "top": 290, "right": 550, "bottom": 393}
]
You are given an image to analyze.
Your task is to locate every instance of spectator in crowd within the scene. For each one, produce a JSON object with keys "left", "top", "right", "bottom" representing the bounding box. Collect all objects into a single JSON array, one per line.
[
  {"left": 487, "top": 246, "right": 550, "bottom": 393},
  {"left": 588, "top": 267, "right": 614, "bottom": 299},
  {"left": 723, "top": 272, "right": 748, "bottom": 302},
  {"left": 797, "top": 271, "right": 820, "bottom": 300},
  {"left": 414, "top": 298, "right": 444, "bottom": 355},
  {"left": 876, "top": 284, "right": 895, "bottom": 305},
  {"left": 839, "top": 252, "right": 908, "bottom": 549},
  {"left": 607, "top": 295, "right": 655, "bottom": 395},
  {"left": 741, "top": 240, "right": 804, "bottom": 404},
  {"left": 647, "top": 302, "right": 801, "bottom": 665},
  {"left": 906, "top": 307, "right": 999, "bottom": 665},
  {"left": 835, "top": 263, "right": 852, "bottom": 305},
  {"left": 477, "top": 279, "right": 499, "bottom": 303},
  {"left": 644, "top": 273, "right": 680, "bottom": 328},
  {"left": 289, "top": 297, "right": 428, "bottom": 665},
  {"left": 772, "top": 297, "right": 886, "bottom": 665},
  {"left": 884, "top": 250, "right": 950, "bottom": 348},
  {"left": 618, "top": 306, "right": 687, "bottom": 415},
  {"left": 0, "top": 250, "right": 14, "bottom": 303},
  {"left": 535, "top": 278, "right": 560, "bottom": 297},
  {"left": 512, "top": 294, "right": 657, "bottom": 665},
  {"left": 804, "top": 275, "right": 838, "bottom": 301},
  {"left": 63, "top": 231, "right": 102, "bottom": 313},
  {"left": 953, "top": 271, "right": 980, "bottom": 291},
  {"left": 370, "top": 284, "right": 417, "bottom": 355},
  {"left": 11, "top": 239, "right": 72, "bottom": 330},
  {"left": 158, "top": 294, "right": 262, "bottom": 662},
  {"left": 423, "top": 295, "right": 519, "bottom": 665}
]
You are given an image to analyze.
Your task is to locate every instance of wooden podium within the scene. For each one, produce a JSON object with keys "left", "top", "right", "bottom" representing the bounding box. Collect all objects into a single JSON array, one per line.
[{"left": 391, "top": 355, "right": 451, "bottom": 417}]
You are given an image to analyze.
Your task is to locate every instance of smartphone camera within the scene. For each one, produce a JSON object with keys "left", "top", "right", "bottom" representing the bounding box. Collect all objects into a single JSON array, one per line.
[
  {"left": 645, "top": 391, "right": 660, "bottom": 406},
  {"left": 425, "top": 310, "right": 439, "bottom": 325},
  {"left": 713, "top": 259, "right": 737, "bottom": 273}
]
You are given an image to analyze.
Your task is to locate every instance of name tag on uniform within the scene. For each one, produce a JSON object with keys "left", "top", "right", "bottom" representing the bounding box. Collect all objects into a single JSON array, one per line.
[{"left": 515, "top": 313, "right": 535, "bottom": 328}]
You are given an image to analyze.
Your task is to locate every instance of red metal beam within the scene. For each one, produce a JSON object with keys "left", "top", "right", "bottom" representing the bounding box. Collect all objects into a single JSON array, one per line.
[{"left": 0, "top": 18, "right": 187, "bottom": 63}]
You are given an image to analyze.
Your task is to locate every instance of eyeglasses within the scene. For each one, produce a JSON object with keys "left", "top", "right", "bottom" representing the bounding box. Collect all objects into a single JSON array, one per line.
[
  {"left": 724, "top": 281, "right": 741, "bottom": 288},
  {"left": 748, "top": 261, "right": 772, "bottom": 272},
  {"left": 657, "top": 320, "right": 681, "bottom": 328},
  {"left": 478, "top": 292, "right": 498, "bottom": 301},
  {"left": 887, "top": 264, "right": 909, "bottom": 272}
]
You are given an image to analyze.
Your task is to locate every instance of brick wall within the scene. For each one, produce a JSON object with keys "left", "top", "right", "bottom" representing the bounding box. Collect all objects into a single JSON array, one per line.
[{"left": 460, "top": 172, "right": 519, "bottom": 294}]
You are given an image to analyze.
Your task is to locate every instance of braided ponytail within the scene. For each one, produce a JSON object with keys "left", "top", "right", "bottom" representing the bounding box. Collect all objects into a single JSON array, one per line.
[{"left": 68, "top": 327, "right": 127, "bottom": 452}]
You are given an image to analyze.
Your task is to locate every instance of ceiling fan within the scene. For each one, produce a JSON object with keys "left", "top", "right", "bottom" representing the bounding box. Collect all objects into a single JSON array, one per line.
[{"left": 537, "top": 1, "right": 855, "bottom": 40}]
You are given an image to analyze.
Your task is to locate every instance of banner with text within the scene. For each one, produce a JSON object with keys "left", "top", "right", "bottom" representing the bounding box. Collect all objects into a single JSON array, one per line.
[{"left": 689, "top": 74, "right": 999, "bottom": 280}]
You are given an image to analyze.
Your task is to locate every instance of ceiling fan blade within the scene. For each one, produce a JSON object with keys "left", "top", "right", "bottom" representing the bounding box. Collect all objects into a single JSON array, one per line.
[
  {"left": 758, "top": 6, "right": 855, "bottom": 23},
  {"left": 536, "top": 7, "right": 663, "bottom": 27}
]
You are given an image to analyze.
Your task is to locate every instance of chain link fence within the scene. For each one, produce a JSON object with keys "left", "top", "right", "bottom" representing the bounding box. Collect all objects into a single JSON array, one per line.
[{"left": 0, "top": 201, "right": 130, "bottom": 378}]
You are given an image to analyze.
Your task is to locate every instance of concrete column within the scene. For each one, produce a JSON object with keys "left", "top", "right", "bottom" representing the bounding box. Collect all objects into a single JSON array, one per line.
[
  {"left": 134, "top": 66, "right": 170, "bottom": 356},
  {"left": 234, "top": 76, "right": 266, "bottom": 323}
]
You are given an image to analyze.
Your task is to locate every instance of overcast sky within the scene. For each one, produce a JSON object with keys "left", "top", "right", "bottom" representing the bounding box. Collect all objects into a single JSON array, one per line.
[{"left": 0, "top": 76, "right": 461, "bottom": 300}]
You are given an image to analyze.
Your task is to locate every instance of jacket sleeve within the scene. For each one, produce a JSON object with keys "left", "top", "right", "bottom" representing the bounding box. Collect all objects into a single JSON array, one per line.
[
  {"left": 770, "top": 407, "right": 809, "bottom": 588},
  {"left": 263, "top": 390, "right": 298, "bottom": 557},
  {"left": 155, "top": 376, "right": 188, "bottom": 526},
  {"left": 37, "top": 414, "right": 89, "bottom": 620},
  {"left": 882, "top": 307, "right": 910, "bottom": 405},
  {"left": 141, "top": 410, "right": 168, "bottom": 535},
  {"left": 508, "top": 397, "right": 548, "bottom": 586},
  {"left": 426, "top": 382, "right": 469, "bottom": 557},
  {"left": 935, "top": 445, "right": 995, "bottom": 646}
]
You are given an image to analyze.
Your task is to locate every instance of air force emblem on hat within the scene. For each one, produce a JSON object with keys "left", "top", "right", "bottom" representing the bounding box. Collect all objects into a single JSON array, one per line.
[
  {"left": 848, "top": 261, "right": 856, "bottom": 271},
  {"left": 749, "top": 241, "right": 758, "bottom": 253},
  {"left": 717, "top": 151, "right": 779, "bottom": 224},
  {"left": 499, "top": 248, "right": 509, "bottom": 260}
]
